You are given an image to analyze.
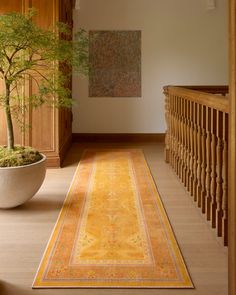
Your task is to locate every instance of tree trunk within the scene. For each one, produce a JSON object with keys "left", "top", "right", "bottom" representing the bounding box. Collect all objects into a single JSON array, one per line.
[{"left": 5, "top": 84, "right": 14, "bottom": 150}]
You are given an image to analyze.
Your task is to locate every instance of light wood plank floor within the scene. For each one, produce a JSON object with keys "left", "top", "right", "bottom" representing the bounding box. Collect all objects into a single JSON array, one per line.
[{"left": 0, "top": 142, "right": 228, "bottom": 295}]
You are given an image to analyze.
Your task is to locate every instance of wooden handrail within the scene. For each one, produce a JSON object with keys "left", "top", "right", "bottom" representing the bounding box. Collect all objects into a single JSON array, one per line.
[
  {"left": 175, "top": 85, "right": 228, "bottom": 95},
  {"left": 164, "top": 86, "right": 229, "bottom": 113},
  {"left": 164, "top": 85, "right": 229, "bottom": 245}
]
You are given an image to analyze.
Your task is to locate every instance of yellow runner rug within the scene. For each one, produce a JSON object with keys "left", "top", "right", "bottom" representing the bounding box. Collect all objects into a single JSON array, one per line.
[{"left": 33, "top": 149, "right": 193, "bottom": 288}]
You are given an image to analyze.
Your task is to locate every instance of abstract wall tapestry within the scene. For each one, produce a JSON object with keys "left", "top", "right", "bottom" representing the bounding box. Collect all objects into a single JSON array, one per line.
[{"left": 89, "top": 30, "right": 141, "bottom": 97}]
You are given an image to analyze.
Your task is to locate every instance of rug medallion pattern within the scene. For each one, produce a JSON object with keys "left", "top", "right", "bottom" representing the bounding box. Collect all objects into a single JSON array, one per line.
[{"left": 33, "top": 149, "right": 193, "bottom": 288}]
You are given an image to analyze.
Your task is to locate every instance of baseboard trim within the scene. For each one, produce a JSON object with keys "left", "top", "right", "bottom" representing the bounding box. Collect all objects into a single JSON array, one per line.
[
  {"left": 59, "top": 134, "right": 72, "bottom": 167},
  {"left": 72, "top": 133, "right": 165, "bottom": 143},
  {"left": 41, "top": 135, "right": 72, "bottom": 168},
  {"left": 45, "top": 156, "right": 61, "bottom": 168}
]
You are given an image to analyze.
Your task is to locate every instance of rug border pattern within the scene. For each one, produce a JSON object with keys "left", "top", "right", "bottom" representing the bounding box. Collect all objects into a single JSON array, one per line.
[{"left": 32, "top": 149, "right": 194, "bottom": 289}]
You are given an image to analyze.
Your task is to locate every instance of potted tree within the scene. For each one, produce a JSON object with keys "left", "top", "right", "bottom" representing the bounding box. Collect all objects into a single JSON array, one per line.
[{"left": 0, "top": 9, "right": 89, "bottom": 208}]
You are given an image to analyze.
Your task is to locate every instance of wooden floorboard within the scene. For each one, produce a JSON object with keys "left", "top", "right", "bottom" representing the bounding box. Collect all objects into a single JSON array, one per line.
[{"left": 0, "top": 142, "right": 228, "bottom": 295}]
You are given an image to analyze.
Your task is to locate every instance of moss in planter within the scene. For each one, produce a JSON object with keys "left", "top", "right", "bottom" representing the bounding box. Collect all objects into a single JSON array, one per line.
[{"left": 0, "top": 146, "right": 43, "bottom": 167}]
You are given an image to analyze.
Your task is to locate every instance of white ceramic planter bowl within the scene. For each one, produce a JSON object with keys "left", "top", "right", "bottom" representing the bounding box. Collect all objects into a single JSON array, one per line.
[{"left": 0, "top": 154, "right": 46, "bottom": 209}]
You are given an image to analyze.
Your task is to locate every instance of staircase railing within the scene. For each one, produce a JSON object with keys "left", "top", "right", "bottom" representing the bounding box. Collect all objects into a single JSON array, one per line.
[{"left": 164, "top": 85, "right": 229, "bottom": 245}]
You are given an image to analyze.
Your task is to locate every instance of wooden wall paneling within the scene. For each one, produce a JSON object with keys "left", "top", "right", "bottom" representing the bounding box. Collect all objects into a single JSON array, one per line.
[
  {"left": 0, "top": 0, "right": 25, "bottom": 147},
  {"left": 0, "top": 79, "right": 7, "bottom": 146},
  {"left": 18, "top": 0, "right": 31, "bottom": 148},
  {"left": 0, "top": 0, "right": 23, "bottom": 14},
  {"left": 0, "top": 0, "right": 73, "bottom": 166},
  {"left": 58, "top": 0, "right": 73, "bottom": 163},
  {"left": 30, "top": 0, "right": 57, "bottom": 154}
]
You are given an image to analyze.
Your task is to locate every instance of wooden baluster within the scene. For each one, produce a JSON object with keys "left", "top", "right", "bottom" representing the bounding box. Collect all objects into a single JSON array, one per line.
[
  {"left": 162, "top": 85, "right": 229, "bottom": 245},
  {"left": 206, "top": 107, "right": 212, "bottom": 220},
  {"left": 189, "top": 101, "right": 194, "bottom": 196},
  {"left": 182, "top": 97, "right": 186, "bottom": 182},
  {"left": 185, "top": 99, "right": 189, "bottom": 189},
  {"left": 169, "top": 94, "right": 174, "bottom": 167},
  {"left": 216, "top": 110, "right": 223, "bottom": 237},
  {"left": 183, "top": 99, "right": 188, "bottom": 187},
  {"left": 186, "top": 100, "right": 191, "bottom": 191},
  {"left": 193, "top": 102, "right": 198, "bottom": 202},
  {"left": 169, "top": 95, "right": 173, "bottom": 168},
  {"left": 210, "top": 108, "right": 217, "bottom": 228},
  {"left": 177, "top": 96, "right": 182, "bottom": 177},
  {"left": 176, "top": 97, "right": 181, "bottom": 177},
  {"left": 173, "top": 96, "right": 177, "bottom": 172},
  {"left": 177, "top": 96, "right": 182, "bottom": 178},
  {"left": 171, "top": 95, "right": 175, "bottom": 168},
  {"left": 175, "top": 96, "right": 178, "bottom": 172},
  {"left": 201, "top": 105, "right": 206, "bottom": 213},
  {"left": 196, "top": 103, "right": 202, "bottom": 207},
  {"left": 172, "top": 96, "right": 175, "bottom": 171},
  {"left": 174, "top": 95, "right": 178, "bottom": 172},
  {"left": 164, "top": 88, "right": 170, "bottom": 163},
  {"left": 180, "top": 98, "right": 185, "bottom": 184},
  {"left": 222, "top": 112, "right": 228, "bottom": 245}
]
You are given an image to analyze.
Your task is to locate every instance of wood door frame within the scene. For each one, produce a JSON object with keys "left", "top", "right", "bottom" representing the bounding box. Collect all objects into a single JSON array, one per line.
[{"left": 229, "top": 1, "right": 236, "bottom": 295}]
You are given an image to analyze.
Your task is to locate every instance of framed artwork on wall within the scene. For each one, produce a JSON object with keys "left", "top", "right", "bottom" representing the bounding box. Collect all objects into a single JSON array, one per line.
[{"left": 89, "top": 30, "right": 141, "bottom": 97}]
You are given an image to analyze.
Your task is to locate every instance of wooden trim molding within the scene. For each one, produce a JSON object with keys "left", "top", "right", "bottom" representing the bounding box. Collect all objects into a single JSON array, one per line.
[
  {"left": 164, "top": 86, "right": 229, "bottom": 113},
  {"left": 45, "top": 156, "right": 61, "bottom": 168},
  {"left": 72, "top": 133, "right": 165, "bottom": 143},
  {"left": 174, "top": 85, "right": 229, "bottom": 95},
  {"left": 59, "top": 134, "right": 72, "bottom": 165},
  {"left": 229, "top": 0, "right": 236, "bottom": 294},
  {"left": 43, "top": 134, "right": 72, "bottom": 168}
]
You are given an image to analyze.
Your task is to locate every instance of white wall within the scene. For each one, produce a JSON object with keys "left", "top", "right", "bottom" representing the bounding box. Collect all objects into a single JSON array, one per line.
[{"left": 72, "top": 0, "right": 228, "bottom": 134}]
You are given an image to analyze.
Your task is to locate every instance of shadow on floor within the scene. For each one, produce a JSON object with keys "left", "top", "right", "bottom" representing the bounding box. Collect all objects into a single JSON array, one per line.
[
  {"left": 3, "top": 197, "right": 64, "bottom": 214},
  {"left": 0, "top": 281, "right": 32, "bottom": 295},
  {"left": 21, "top": 198, "right": 64, "bottom": 211}
]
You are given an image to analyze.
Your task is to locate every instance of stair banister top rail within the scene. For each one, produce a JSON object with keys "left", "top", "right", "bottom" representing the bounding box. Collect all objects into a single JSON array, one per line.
[{"left": 164, "top": 85, "right": 229, "bottom": 113}]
